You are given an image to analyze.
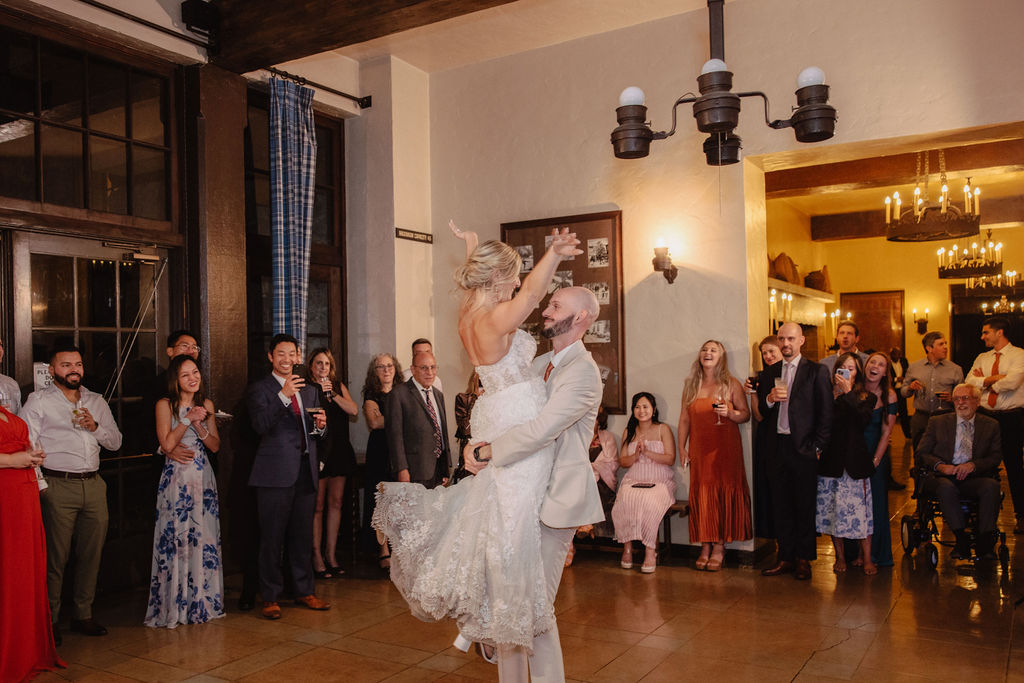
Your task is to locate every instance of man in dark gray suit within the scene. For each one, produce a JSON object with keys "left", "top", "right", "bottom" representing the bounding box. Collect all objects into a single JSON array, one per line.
[
  {"left": 387, "top": 350, "right": 450, "bottom": 487},
  {"left": 757, "top": 322, "right": 834, "bottom": 580},
  {"left": 916, "top": 383, "right": 1002, "bottom": 559},
  {"left": 248, "top": 333, "right": 330, "bottom": 620}
]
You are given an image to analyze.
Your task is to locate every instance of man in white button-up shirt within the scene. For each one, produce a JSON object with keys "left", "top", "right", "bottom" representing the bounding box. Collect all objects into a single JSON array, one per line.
[
  {"left": 966, "top": 316, "right": 1024, "bottom": 533},
  {"left": 21, "top": 345, "right": 122, "bottom": 642}
]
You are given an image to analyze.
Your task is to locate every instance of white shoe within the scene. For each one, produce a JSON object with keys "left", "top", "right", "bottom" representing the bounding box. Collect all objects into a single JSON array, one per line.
[
  {"left": 477, "top": 642, "right": 498, "bottom": 664},
  {"left": 453, "top": 633, "right": 473, "bottom": 652}
]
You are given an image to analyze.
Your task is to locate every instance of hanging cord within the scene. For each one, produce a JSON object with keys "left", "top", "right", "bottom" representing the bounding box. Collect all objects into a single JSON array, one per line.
[{"left": 103, "top": 258, "right": 168, "bottom": 402}]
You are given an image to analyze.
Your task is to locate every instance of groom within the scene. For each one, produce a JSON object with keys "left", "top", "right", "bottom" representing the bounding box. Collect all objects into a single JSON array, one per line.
[{"left": 466, "top": 286, "right": 605, "bottom": 682}]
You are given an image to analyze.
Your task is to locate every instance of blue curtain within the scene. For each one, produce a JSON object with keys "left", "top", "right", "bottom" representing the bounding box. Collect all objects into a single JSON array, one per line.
[{"left": 269, "top": 78, "right": 317, "bottom": 351}]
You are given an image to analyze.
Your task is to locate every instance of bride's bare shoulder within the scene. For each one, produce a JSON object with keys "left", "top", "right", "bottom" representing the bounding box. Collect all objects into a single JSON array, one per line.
[{"left": 460, "top": 312, "right": 514, "bottom": 367}]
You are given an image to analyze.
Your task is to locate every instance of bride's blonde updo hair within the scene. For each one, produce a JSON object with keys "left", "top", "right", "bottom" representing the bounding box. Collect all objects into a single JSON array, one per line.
[{"left": 454, "top": 240, "right": 522, "bottom": 310}]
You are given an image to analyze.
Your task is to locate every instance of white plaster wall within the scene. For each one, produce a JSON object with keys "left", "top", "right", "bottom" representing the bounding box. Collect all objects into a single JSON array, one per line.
[{"left": 422, "top": 0, "right": 1024, "bottom": 548}]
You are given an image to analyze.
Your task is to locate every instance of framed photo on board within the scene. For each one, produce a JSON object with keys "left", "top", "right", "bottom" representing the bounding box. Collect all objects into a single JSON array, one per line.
[{"left": 501, "top": 210, "right": 626, "bottom": 413}]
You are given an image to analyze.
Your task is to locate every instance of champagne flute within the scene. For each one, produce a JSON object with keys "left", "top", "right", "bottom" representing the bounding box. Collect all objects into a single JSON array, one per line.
[{"left": 714, "top": 389, "right": 728, "bottom": 425}]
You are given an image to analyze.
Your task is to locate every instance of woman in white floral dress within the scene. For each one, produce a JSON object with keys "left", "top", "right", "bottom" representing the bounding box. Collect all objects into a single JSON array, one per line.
[{"left": 145, "top": 355, "right": 224, "bottom": 628}]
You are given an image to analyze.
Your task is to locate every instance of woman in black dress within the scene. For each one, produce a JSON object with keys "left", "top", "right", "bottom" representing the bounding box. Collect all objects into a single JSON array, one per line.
[
  {"left": 362, "top": 352, "right": 401, "bottom": 569},
  {"left": 307, "top": 348, "right": 358, "bottom": 578}
]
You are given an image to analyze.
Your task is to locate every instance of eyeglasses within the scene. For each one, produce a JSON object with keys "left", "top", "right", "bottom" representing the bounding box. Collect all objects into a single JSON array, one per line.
[
  {"left": 175, "top": 343, "right": 200, "bottom": 352},
  {"left": 952, "top": 395, "right": 976, "bottom": 402},
  {"left": 415, "top": 365, "right": 438, "bottom": 372},
  {"left": 375, "top": 363, "right": 394, "bottom": 370}
]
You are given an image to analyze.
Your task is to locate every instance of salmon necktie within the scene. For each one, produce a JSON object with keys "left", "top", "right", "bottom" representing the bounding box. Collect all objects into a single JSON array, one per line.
[
  {"left": 988, "top": 352, "right": 1001, "bottom": 408},
  {"left": 544, "top": 362, "right": 554, "bottom": 382}
]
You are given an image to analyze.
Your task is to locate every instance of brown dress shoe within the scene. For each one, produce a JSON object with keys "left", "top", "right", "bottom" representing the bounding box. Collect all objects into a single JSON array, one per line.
[
  {"left": 70, "top": 618, "right": 108, "bottom": 636},
  {"left": 761, "top": 560, "right": 794, "bottom": 576},
  {"left": 295, "top": 594, "right": 331, "bottom": 611},
  {"left": 794, "top": 559, "right": 812, "bottom": 580},
  {"left": 261, "top": 602, "right": 282, "bottom": 620}
]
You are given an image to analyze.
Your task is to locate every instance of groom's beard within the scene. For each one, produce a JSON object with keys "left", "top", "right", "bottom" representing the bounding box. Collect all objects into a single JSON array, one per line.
[{"left": 541, "top": 315, "right": 573, "bottom": 339}]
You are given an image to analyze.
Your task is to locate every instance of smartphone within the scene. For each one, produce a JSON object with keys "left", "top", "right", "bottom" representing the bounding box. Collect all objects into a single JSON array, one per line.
[
  {"left": 291, "top": 363, "right": 308, "bottom": 379},
  {"left": 836, "top": 367, "right": 851, "bottom": 381}
]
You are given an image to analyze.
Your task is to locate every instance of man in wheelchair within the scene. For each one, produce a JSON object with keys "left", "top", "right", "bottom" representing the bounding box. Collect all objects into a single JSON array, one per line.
[{"left": 916, "top": 383, "right": 1002, "bottom": 559}]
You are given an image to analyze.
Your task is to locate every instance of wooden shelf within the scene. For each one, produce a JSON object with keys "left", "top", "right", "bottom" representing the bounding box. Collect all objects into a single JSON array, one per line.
[{"left": 768, "top": 277, "right": 835, "bottom": 304}]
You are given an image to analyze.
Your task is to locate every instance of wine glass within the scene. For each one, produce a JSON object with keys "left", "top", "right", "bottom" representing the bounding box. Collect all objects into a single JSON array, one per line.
[
  {"left": 305, "top": 407, "right": 326, "bottom": 435},
  {"left": 714, "top": 389, "right": 728, "bottom": 425}
]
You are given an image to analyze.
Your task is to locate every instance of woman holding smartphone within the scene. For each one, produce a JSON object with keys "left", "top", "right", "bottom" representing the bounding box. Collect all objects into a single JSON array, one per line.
[
  {"left": 816, "top": 353, "right": 877, "bottom": 574},
  {"left": 677, "top": 340, "right": 752, "bottom": 572},
  {"left": 610, "top": 392, "right": 676, "bottom": 573}
]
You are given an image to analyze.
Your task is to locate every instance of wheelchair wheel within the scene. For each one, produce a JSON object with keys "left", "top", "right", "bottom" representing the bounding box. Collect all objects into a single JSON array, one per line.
[
  {"left": 924, "top": 543, "right": 938, "bottom": 570},
  {"left": 900, "top": 515, "right": 917, "bottom": 554}
]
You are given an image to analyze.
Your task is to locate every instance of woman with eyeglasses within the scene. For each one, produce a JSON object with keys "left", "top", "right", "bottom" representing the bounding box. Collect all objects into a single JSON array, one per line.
[{"left": 361, "top": 352, "right": 402, "bottom": 570}]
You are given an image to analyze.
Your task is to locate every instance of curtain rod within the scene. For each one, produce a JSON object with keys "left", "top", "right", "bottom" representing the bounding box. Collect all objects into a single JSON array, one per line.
[{"left": 266, "top": 67, "right": 372, "bottom": 109}]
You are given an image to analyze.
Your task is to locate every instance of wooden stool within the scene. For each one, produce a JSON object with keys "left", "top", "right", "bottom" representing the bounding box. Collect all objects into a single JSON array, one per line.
[{"left": 660, "top": 500, "right": 690, "bottom": 561}]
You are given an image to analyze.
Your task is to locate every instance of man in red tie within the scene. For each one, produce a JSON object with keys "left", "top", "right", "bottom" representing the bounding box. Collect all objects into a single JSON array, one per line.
[{"left": 967, "top": 316, "right": 1024, "bottom": 533}]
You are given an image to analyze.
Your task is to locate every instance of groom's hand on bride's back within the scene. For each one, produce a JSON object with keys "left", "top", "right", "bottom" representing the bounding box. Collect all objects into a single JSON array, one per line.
[{"left": 463, "top": 441, "right": 491, "bottom": 474}]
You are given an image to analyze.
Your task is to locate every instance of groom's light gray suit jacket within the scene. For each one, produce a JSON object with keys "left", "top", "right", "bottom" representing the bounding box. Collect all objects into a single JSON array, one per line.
[{"left": 489, "top": 340, "right": 605, "bottom": 529}]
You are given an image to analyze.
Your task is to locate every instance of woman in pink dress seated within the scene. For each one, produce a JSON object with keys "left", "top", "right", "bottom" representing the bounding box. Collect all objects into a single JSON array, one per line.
[{"left": 611, "top": 392, "right": 677, "bottom": 573}]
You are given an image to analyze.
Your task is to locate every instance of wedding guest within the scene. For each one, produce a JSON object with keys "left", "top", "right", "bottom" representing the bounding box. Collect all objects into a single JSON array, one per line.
[
  {"left": 816, "top": 353, "right": 877, "bottom": 575},
  {"left": 451, "top": 371, "right": 483, "bottom": 484},
  {"left": 362, "top": 352, "right": 401, "bottom": 569},
  {"left": 0, "top": 408, "right": 62, "bottom": 679},
  {"left": 307, "top": 348, "right": 358, "bottom": 579},
  {"left": 748, "top": 335, "right": 782, "bottom": 539},
  {"left": 678, "top": 340, "right": 752, "bottom": 571},
  {"left": 862, "top": 352, "right": 898, "bottom": 568},
  {"left": 0, "top": 338, "right": 21, "bottom": 414},
  {"left": 611, "top": 392, "right": 677, "bottom": 574},
  {"left": 145, "top": 355, "right": 224, "bottom": 627}
]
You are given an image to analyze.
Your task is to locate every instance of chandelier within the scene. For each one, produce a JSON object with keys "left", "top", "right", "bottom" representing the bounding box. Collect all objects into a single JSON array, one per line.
[
  {"left": 937, "top": 229, "right": 1002, "bottom": 279},
  {"left": 885, "top": 150, "right": 980, "bottom": 242}
]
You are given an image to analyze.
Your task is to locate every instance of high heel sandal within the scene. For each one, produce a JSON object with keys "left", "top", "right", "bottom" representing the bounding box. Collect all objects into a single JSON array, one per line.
[
  {"left": 564, "top": 543, "right": 576, "bottom": 568},
  {"left": 695, "top": 555, "right": 710, "bottom": 571},
  {"left": 706, "top": 545, "right": 725, "bottom": 572},
  {"left": 620, "top": 547, "right": 634, "bottom": 570}
]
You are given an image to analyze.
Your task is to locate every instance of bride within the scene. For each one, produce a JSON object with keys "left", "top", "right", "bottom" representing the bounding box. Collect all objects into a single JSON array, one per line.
[{"left": 372, "top": 221, "right": 581, "bottom": 654}]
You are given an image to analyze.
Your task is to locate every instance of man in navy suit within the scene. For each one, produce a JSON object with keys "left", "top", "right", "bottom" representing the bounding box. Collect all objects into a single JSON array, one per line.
[
  {"left": 386, "top": 350, "right": 451, "bottom": 487},
  {"left": 757, "top": 322, "right": 834, "bottom": 580},
  {"left": 248, "top": 333, "right": 330, "bottom": 620}
]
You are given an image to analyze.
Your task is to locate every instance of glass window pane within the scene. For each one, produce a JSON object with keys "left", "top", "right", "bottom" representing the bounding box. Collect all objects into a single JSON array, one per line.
[
  {"left": 41, "top": 125, "right": 84, "bottom": 208},
  {"left": 254, "top": 174, "right": 270, "bottom": 236},
  {"left": 0, "top": 27, "right": 37, "bottom": 116},
  {"left": 0, "top": 119, "right": 36, "bottom": 201},
  {"left": 120, "top": 261, "right": 156, "bottom": 328},
  {"left": 119, "top": 332, "right": 156, "bottom": 398},
  {"left": 32, "top": 331, "right": 76, "bottom": 364},
  {"left": 131, "top": 146, "right": 167, "bottom": 220},
  {"left": 89, "top": 136, "right": 127, "bottom": 214},
  {"left": 261, "top": 275, "right": 273, "bottom": 335},
  {"left": 31, "top": 254, "right": 74, "bottom": 327},
  {"left": 307, "top": 278, "right": 329, "bottom": 337},
  {"left": 40, "top": 42, "right": 83, "bottom": 127},
  {"left": 78, "top": 331, "right": 117, "bottom": 396},
  {"left": 88, "top": 59, "right": 126, "bottom": 137},
  {"left": 77, "top": 257, "right": 117, "bottom": 328},
  {"left": 131, "top": 72, "right": 166, "bottom": 145},
  {"left": 312, "top": 187, "right": 332, "bottom": 245},
  {"left": 247, "top": 105, "right": 269, "bottom": 171},
  {"left": 315, "top": 124, "right": 333, "bottom": 186}
]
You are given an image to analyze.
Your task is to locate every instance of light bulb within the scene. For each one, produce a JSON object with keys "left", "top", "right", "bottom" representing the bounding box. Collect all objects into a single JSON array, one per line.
[
  {"left": 701, "top": 59, "right": 728, "bottom": 74},
  {"left": 797, "top": 66, "right": 826, "bottom": 88},
  {"left": 618, "top": 86, "right": 646, "bottom": 107}
]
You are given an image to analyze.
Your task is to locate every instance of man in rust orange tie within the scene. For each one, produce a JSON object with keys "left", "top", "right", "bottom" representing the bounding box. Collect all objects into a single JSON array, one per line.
[{"left": 967, "top": 316, "right": 1024, "bottom": 533}]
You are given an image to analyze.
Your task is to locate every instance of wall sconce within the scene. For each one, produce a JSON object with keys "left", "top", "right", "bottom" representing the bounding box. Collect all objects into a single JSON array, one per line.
[
  {"left": 913, "top": 308, "right": 929, "bottom": 334},
  {"left": 611, "top": 0, "right": 836, "bottom": 165},
  {"left": 652, "top": 245, "right": 678, "bottom": 284}
]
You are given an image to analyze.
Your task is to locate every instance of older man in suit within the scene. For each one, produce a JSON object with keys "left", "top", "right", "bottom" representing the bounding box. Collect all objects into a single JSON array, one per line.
[
  {"left": 757, "top": 321, "right": 834, "bottom": 580},
  {"left": 916, "top": 383, "right": 1003, "bottom": 559},
  {"left": 248, "top": 333, "right": 330, "bottom": 620},
  {"left": 467, "top": 286, "right": 604, "bottom": 682},
  {"left": 387, "top": 350, "right": 451, "bottom": 488}
]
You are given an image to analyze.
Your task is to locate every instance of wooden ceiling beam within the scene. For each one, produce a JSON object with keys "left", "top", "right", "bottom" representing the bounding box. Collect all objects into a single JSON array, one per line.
[
  {"left": 213, "top": 0, "right": 520, "bottom": 73},
  {"left": 766, "top": 139, "right": 1024, "bottom": 199},
  {"left": 810, "top": 195, "right": 1024, "bottom": 241}
]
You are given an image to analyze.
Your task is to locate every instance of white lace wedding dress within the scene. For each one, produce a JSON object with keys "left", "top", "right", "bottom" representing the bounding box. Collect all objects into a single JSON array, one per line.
[{"left": 373, "top": 329, "right": 555, "bottom": 651}]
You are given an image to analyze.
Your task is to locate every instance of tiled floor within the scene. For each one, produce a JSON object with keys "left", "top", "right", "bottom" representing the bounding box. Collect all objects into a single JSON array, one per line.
[{"left": 39, "top": 433, "right": 1024, "bottom": 682}]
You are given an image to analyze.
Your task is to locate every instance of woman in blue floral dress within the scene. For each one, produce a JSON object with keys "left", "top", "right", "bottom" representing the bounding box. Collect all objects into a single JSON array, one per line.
[{"left": 145, "top": 355, "right": 224, "bottom": 628}]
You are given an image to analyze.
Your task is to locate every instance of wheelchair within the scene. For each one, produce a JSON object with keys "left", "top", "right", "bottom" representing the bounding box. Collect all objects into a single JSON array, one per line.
[{"left": 900, "top": 465, "right": 1009, "bottom": 570}]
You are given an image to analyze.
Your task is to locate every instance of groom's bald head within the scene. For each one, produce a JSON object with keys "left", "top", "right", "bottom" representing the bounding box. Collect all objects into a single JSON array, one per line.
[{"left": 542, "top": 287, "right": 599, "bottom": 348}]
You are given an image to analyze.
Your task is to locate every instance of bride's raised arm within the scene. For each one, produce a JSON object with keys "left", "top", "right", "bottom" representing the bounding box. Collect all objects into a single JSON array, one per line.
[
  {"left": 481, "top": 227, "right": 581, "bottom": 336},
  {"left": 450, "top": 219, "right": 479, "bottom": 258}
]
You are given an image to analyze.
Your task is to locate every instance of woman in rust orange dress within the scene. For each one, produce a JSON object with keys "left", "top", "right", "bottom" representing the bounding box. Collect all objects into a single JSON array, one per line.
[
  {"left": 0, "top": 405, "right": 62, "bottom": 682},
  {"left": 677, "top": 340, "right": 752, "bottom": 571}
]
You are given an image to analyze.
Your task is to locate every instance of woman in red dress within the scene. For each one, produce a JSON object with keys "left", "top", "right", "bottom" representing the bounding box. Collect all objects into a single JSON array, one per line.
[{"left": 0, "top": 405, "right": 62, "bottom": 682}]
